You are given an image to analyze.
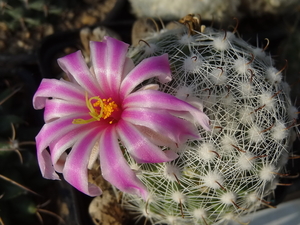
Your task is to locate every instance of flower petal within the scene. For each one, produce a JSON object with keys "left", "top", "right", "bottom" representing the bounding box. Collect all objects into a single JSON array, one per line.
[
  {"left": 116, "top": 120, "right": 178, "bottom": 164},
  {"left": 120, "top": 54, "right": 172, "bottom": 98},
  {"left": 57, "top": 50, "right": 101, "bottom": 96},
  {"left": 123, "top": 90, "right": 211, "bottom": 131},
  {"left": 122, "top": 107, "right": 199, "bottom": 143},
  {"left": 33, "top": 79, "right": 85, "bottom": 110},
  {"left": 135, "top": 126, "right": 180, "bottom": 150},
  {"left": 90, "top": 37, "right": 129, "bottom": 97},
  {"left": 44, "top": 98, "right": 87, "bottom": 123},
  {"left": 100, "top": 126, "right": 148, "bottom": 200},
  {"left": 105, "top": 37, "right": 129, "bottom": 94},
  {"left": 49, "top": 123, "right": 105, "bottom": 172},
  {"left": 89, "top": 41, "right": 107, "bottom": 94},
  {"left": 36, "top": 114, "right": 92, "bottom": 179},
  {"left": 63, "top": 127, "right": 102, "bottom": 196}
]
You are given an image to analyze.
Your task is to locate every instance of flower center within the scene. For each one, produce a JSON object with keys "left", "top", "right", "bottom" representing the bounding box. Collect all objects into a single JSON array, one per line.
[{"left": 73, "top": 93, "right": 119, "bottom": 124}]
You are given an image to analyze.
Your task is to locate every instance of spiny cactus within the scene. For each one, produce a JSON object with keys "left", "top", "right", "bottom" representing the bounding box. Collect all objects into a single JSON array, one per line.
[
  {"left": 240, "top": 0, "right": 300, "bottom": 16},
  {"left": 128, "top": 0, "right": 240, "bottom": 22},
  {"left": 129, "top": 0, "right": 300, "bottom": 21},
  {"left": 0, "top": 75, "right": 62, "bottom": 225},
  {"left": 121, "top": 21, "right": 298, "bottom": 225},
  {"left": 0, "top": 0, "right": 66, "bottom": 30}
]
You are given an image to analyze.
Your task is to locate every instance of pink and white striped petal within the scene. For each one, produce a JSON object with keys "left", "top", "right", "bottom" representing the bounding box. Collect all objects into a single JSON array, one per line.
[
  {"left": 116, "top": 120, "right": 178, "bottom": 164},
  {"left": 122, "top": 107, "right": 198, "bottom": 143},
  {"left": 135, "top": 126, "right": 179, "bottom": 150},
  {"left": 123, "top": 90, "right": 211, "bottom": 131},
  {"left": 33, "top": 79, "right": 85, "bottom": 110},
  {"left": 104, "top": 37, "right": 129, "bottom": 95},
  {"left": 49, "top": 123, "right": 104, "bottom": 172},
  {"left": 36, "top": 114, "right": 91, "bottom": 179},
  {"left": 44, "top": 98, "right": 87, "bottom": 123},
  {"left": 57, "top": 50, "right": 100, "bottom": 96},
  {"left": 63, "top": 127, "right": 102, "bottom": 196},
  {"left": 120, "top": 54, "right": 172, "bottom": 99},
  {"left": 90, "top": 41, "right": 107, "bottom": 95},
  {"left": 100, "top": 126, "right": 148, "bottom": 200}
]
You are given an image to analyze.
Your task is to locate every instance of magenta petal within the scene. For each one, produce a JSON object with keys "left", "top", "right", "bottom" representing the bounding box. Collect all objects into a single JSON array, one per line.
[
  {"left": 122, "top": 107, "right": 199, "bottom": 143},
  {"left": 100, "top": 126, "right": 148, "bottom": 200},
  {"left": 90, "top": 37, "right": 129, "bottom": 96},
  {"left": 33, "top": 79, "right": 85, "bottom": 110},
  {"left": 90, "top": 41, "right": 107, "bottom": 94},
  {"left": 104, "top": 37, "right": 129, "bottom": 94},
  {"left": 49, "top": 123, "right": 104, "bottom": 172},
  {"left": 44, "top": 99, "right": 87, "bottom": 123},
  {"left": 120, "top": 54, "right": 172, "bottom": 98},
  {"left": 57, "top": 50, "right": 101, "bottom": 96},
  {"left": 123, "top": 90, "right": 211, "bottom": 131},
  {"left": 63, "top": 127, "right": 102, "bottom": 196},
  {"left": 36, "top": 114, "right": 91, "bottom": 179},
  {"left": 116, "top": 120, "right": 178, "bottom": 164}
]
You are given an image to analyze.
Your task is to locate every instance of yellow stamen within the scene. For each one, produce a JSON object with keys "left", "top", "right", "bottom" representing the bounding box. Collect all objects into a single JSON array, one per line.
[{"left": 73, "top": 93, "right": 118, "bottom": 124}]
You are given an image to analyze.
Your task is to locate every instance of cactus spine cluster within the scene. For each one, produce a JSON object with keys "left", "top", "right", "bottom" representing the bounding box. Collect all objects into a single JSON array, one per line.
[{"left": 121, "top": 21, "right": 298, "bottom": 225}]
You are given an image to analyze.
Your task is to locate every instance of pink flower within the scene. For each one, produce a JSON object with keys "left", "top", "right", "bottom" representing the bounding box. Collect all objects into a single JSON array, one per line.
[{"left": 33, "top": 36, "right": 210, "bottom": 200}]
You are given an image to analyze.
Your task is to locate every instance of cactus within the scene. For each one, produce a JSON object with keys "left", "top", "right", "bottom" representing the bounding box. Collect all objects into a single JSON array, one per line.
[
  {"left": 0, "top": 74, "right": 63, "bottom": 225},
  {"left": 240, "top": 0, "right": 300, "bottom": 16},
  {"left": 128, "top": 0, "right": 300, "bottom": 22},
  {"left": 0, "top": 0, "right": 66, "bottom": 30},
  {"left": 128, "top": 0, "right": 240, "bottom": 22},
  {"left": 120, "top": 20, "right": 298, "bottom": 225}
]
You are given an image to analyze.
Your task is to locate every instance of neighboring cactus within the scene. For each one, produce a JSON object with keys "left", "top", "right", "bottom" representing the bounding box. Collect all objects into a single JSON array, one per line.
[
  {"left": 0, "top": 0, "right": 65, "bottom": 30},
  {"left": 0, "top": 76, "right": 62, "bottom": 225},
  {"left": 240, "top": 0, "right": 300, "bottom": 16},
  {"left": 128, "top": 0, "right": 300, "bottom": 22},
  {"left": 128, "top": 0, "right": 240, "bottom": 22},
  {"left": 121, "top": 20, "right": 298, "bottom": 225}
]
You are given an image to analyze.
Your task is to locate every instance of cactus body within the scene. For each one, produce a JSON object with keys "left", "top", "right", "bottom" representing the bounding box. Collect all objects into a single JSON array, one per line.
[
  {"left": 129, "top": 0, "right": 300, "bottom": 21},
  {"left": 122, "top": 25, "right": 297, "bottom": 225}
]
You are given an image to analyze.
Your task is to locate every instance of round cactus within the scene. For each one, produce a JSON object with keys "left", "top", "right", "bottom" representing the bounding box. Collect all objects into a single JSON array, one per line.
[
  {"left": 121, "top": 21, "right": 298, "bottom": 225},
  {"left": 128, "top": 0, "right": 240, "bottom": 22}
]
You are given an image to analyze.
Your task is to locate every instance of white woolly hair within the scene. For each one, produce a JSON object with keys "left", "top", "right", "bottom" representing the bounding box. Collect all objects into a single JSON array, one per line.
[
  {"left": 171, "top": 191, "right": 186, "bottom": 204},
  {"left": 202, "top": 171, "right": 224, "bottom": 189},
  {"left": 220, "top": 192, "right": 236, "bottom": 205},
  {"left": 259, "top": 164, "right": 276, "bottom": 181},
  {"left": 163, "top": 163, "right": 182, "bottom": 182}
]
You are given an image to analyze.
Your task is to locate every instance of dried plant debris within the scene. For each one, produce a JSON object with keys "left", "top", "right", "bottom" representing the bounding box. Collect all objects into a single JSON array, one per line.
[{"left": 88, "top": 164, "right": 126, "bottom": 225}]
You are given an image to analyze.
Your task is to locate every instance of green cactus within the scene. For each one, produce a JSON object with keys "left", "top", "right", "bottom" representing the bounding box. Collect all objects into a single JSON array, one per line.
[
  {"left": 0, "top": 75, "right": 63, "bottom": 225},
  {"left": 120, "top": 21, "right": 298, "bottom": 225},
  {"left": 0, "top": 0, "right": 76, "bottom": 30}
]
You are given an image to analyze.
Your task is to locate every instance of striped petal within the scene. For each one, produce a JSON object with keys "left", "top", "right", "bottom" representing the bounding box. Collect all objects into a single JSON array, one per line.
[
  {"left": 36, "top": 114, "right": 92, "bottom": 179},
  {"left": 90, "top": 41, "right": 107, "bottom": 94},
  {"left": 122, "top": 107, "right": 199, "bottom": 143},
  {"left": 104, "top": 37, "right": 129, "bottom": 94},
  {"left": 90, "top": 37, "right": 129, "bottom": 96},
  {"left": 57, "top": 50, "right": 100, "bottom": 96},
  {"left": 120, "top": 54, "right": 172, "bottom": 99},
  {"left": 100, "top": 126, "right": 148, "bottom": 200},
  {"left": 116, "top": 120, "right": 178, "bottom": 164},
  {"left": 49, "top": 123, "right": 104, "bottom": 172},
  {"left": 44, "top": 98, "right": 87, "bottom": 123},
  {"left": 63, "top": 127, "right": 102, "bottom": 196},
  {"left": 33, "top": 79, "right": 85, "bottom": 110},
  {"left": 123, "top": 90, "right": 211, "bottom": 131}
]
